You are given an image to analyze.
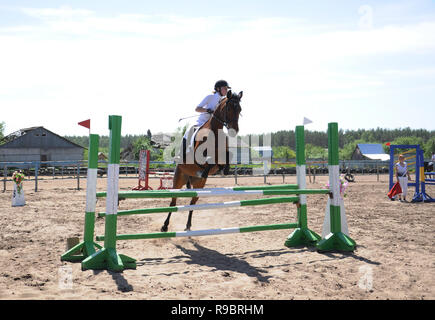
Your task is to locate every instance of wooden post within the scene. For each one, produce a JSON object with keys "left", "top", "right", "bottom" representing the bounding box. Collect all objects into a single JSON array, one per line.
[
  {"left": 376, "top": 160, "right": 379, "bottom": 182},
  {"left": 3, "top": 165, "right": 6, "bottom": 193},
  {"left": 77, "top": 162, "right": 80, "bottom": 190},
  {"left": 263, "top": 159, "right": 268, "bottom": 184},
  {"left": 308, "top": 165, "right": 312, "bottom": 183},
  {"left": 35, "top": 162, "right": 38, "bottom": 192}
]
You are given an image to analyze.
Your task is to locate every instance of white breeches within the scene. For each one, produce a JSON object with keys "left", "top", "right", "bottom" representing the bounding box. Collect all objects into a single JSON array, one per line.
[{"left": 398, "top": 176, "right": 408, "bottom": 197}]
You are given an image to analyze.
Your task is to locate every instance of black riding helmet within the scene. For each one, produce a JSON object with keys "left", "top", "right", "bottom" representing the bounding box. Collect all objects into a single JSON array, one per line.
[{"left": 214, "top": 80, "right": 231, "bottom": 91}]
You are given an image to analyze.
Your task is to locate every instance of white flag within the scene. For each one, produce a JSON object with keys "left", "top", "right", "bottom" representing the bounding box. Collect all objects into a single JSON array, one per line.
[{"left": 303, "top": 117, "right": 313, "bottom": 125}]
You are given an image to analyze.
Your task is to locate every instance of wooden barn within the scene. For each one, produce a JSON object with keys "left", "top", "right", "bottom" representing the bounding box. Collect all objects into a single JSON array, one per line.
[
  {"left": 351, "top": 143, "right": 390, "bottom": 161},
  {"left": 0, "top": 126, "right": 85, "bottom": 162}
]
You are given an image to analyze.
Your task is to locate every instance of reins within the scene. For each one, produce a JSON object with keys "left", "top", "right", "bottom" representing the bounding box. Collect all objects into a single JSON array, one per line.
[{"left": 211, "top": 98, "right": 230, "bottom": 129}]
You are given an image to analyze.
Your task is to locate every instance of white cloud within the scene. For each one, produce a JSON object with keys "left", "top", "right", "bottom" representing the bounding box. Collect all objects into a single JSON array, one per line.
[
  {"left": 21, "top": 6, "right": 93, "bottom": 19},
  {"left": 379, "top": 68, "right": 435, "bottom": 77},
  {"left": 1, "top": 6, "right": 434, "bottom": 135}
]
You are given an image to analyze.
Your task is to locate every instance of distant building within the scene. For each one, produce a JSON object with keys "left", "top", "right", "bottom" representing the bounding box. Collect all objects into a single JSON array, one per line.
[
  {"left": 151, "top": 133, "right": 174, "bottom": 148},
  {"left": 351, "top": 144, "right": 390, "bottom": 161},
  {"left": 251, "top": 146, "right": 273, "bottom": 159},
  {"left": 98, "top": 152, "right": 108, "bottom": 161},
  {"left": 0, "top": 126, "right": 85, "bottom": 162}
]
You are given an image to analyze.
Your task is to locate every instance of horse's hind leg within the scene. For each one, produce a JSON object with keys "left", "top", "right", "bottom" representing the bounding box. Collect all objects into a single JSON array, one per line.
[
  {"left": 161, "top": 167, "right": 187, "bottom": 232},
  {"left": 185, "top": 177, "right": 207, "bottom": 231}
]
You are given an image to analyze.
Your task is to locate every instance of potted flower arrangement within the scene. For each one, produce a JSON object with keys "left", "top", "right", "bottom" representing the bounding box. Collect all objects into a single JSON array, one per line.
[
  {"left": 12, "top": 170, "right": 25, "bottom": 194},
  {"left": 12, "top": 170, "right": 26, "bottom": 206}
]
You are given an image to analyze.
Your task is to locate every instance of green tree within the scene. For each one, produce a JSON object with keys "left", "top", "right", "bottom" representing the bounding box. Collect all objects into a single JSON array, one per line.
[
  {"left": 424, "top": 137, "right": 435, "bottom": 158},
  {"left": 305, "top": 144, "right": 327, "bottom": 159},
  {"left": 272, "top": 146, "right": 295, "bottom": 160},
  {"left": 384, "top": 136, "right": 425, "bottom": 155},
  {"left": 0, "top": 121, "right": 4, "bottom": 140},
  {"left": 133, "top": 137, "right": 154, "bottom": 160}
]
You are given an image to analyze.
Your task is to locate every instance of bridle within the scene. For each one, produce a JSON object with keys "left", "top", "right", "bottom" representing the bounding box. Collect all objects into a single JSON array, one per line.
[{"left": 211, "top": 97, "right": 239, "bottom": 129}]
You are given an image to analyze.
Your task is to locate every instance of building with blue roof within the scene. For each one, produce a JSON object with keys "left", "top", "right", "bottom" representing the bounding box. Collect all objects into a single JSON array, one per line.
[{"left": 351, "top": 144, "right": 390, "bottom": 161}]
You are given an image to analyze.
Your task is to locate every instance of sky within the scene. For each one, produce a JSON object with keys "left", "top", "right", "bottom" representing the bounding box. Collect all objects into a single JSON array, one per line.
[{"left": 1, "top": 0, "right": 434, "bottom": 138}]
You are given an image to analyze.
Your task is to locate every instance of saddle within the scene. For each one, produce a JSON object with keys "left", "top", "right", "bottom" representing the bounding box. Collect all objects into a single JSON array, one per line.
[
  {"left": 180, "top": 124, "right": 230, "bottom": 177},
  {"left": 183, "top": 125, "right": 212, "bottom": 165}
]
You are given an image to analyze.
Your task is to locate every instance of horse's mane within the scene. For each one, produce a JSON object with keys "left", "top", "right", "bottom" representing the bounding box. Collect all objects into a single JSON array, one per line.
[{"left": 216, "top": 97, "right": 228, "bottom": 110}]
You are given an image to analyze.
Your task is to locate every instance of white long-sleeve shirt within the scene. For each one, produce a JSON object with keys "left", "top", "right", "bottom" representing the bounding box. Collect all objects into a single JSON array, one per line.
[{"left": 195, "top": 92, "right": 223, "bottom": 126}]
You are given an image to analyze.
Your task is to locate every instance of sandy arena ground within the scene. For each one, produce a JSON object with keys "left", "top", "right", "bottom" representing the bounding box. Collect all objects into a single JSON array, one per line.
[{"left": 0, "top": 173, "right": 433, "bottom": 300}]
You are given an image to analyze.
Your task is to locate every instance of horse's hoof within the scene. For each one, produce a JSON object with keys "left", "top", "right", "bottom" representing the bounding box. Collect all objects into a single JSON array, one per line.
[
  {"left": 161, "top": 226, "right": 168, "bottom": 232},
  {"left": 184, "top": 227, "right": 191, "bottom": 231}
]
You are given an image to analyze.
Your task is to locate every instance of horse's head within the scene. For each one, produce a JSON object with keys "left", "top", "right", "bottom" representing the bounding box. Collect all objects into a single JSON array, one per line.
[{"left": 214, "top": 90, "right": 243, "bottom": 133}]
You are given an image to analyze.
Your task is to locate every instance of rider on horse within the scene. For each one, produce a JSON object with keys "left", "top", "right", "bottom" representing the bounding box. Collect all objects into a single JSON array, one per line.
[
  {"left": 176, "top": 80, "right": 232, "bottom": 176},
  {"left": 161, "top": 82, "right": 242, "bottom": 232}
]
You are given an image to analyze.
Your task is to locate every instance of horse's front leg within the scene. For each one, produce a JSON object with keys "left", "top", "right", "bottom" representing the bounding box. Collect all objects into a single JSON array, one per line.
[
  {"left": 185, "top": 196, "right": 199, "bottom": 231},
  {"left": 161, "top": 166, "right": 187, "bottom": 232},
  {"left": 161, "top": 197, "right": 176, "bottom": 232},
  {"left": 185, "top": 177, "right": 207, "bottom": 231}
]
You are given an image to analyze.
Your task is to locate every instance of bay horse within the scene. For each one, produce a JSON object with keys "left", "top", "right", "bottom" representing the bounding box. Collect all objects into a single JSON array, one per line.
[{"left": 160, "top": 90, "right": 243, "bottom": 232}]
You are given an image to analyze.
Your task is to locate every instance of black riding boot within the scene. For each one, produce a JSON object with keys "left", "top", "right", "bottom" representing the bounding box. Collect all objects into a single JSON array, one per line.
[
  {"left": 201, "top": 165, "right": 211, "bottom": 178},
  {"left": 223, "top": 149, "right": 231, "bottom": 175},
  {"left": 182, "top": 138, "right": 187, "bottom": 164}
]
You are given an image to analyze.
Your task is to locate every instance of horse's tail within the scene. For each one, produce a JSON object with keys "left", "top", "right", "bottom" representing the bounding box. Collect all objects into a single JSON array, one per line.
[{"left": 186, "top": 177, "right": 192, "bottom": 189}]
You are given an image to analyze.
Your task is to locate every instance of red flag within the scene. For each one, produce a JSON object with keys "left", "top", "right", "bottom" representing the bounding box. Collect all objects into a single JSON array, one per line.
[
  {"left": 387, "top": 181, "right": 402, "bottom": 199},
  {"left": 78, "top": 119, "right": 90, "bottom": 129},
  {"left": 386, "top": 142, "right": 391, "bottom": 146}
]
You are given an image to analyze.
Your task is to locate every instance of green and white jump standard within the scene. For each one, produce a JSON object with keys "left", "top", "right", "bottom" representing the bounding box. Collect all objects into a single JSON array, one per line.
[
  {"left": 316, "top": 123, "right": 356, "bottom": 251},
  {"left": 284, "top": 125, "right": 322, "bottom": 248},
  {"left": 61, "top": 134, "right": 102, "bottom": 262},
  {"left": 81, "top": 116, "right": 136, "bottom": 271}
]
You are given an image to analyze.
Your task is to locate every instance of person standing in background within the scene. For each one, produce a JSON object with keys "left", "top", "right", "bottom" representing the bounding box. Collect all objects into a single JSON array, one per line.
[{"left": 396, "top": 154, "right": 412, "bottom": 202}]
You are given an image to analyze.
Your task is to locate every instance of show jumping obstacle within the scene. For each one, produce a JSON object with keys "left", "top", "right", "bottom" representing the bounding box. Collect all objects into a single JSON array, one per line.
[
  {"left": 61, "top": 134, "right": 102, "bottom": 261},
  {"left": 61, "top": 115, "right": 356, "bottom": 272},
  {"left": 389, "top": 144, "right": 434, "bottom": 202},
  {"left": 133, "top": 149, "right": 174, "bottom": 191}
]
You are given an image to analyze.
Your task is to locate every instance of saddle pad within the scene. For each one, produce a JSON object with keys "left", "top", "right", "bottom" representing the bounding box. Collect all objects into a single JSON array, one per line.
[{"left": 184, "top": 125, "right": 201, "bottom": 153}]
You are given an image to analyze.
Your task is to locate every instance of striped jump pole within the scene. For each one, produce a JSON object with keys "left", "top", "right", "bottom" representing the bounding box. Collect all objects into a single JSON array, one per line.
[
  {"left": 82, "top": 115, "right": 136, "bottom": 271},
  {"left": 98, "top": 196, "right": 300, "bottom": 217},
  {"left": 61, "top": 134, "right": 103, "bottom": 262},
  {"left": 96, "top": 183, "right": 300, "bottom": 198},
  {"left": 96, "top": 223, "right": 298, "bottom": 241},
  {"left": 97, "top": 188, "right": 330, "bottom": 199},
  {"left": 285, "top": 125, "right": 322, "bottom": 248},
  {"left": 316, "top": 122, "right": 356, "bottom": 252}
]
